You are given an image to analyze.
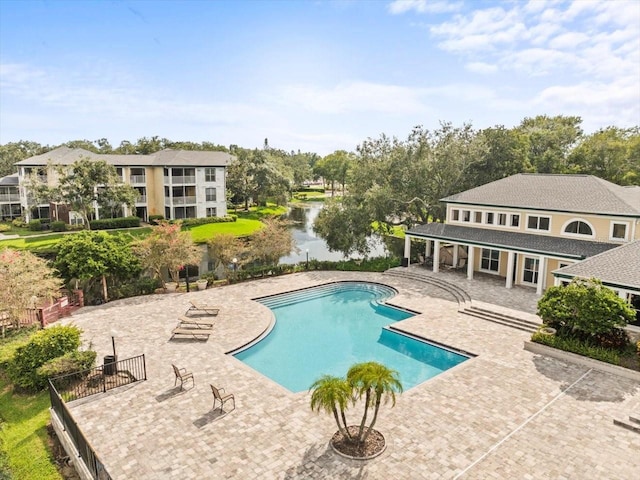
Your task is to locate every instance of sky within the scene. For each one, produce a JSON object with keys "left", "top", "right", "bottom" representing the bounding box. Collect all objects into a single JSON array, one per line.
[{"left": 1, "top": 0, "right": 639, "bottom": 155}]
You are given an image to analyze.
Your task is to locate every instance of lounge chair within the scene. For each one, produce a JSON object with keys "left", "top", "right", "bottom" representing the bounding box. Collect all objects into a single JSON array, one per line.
[
  {"left": 187, "top": 301, "right": 220, "bottom": 316},
  {"left": 172, "top": 364, "right": 194, "bottom": 390},
  {"left": 211, "top": 384, "right": 235, "bottom": 412},
  {"left": 171, "top": 325, "right": 211, "bottom": 341},
  {"left": 178, "top": 315, "right": 215, "bottom": 329}
]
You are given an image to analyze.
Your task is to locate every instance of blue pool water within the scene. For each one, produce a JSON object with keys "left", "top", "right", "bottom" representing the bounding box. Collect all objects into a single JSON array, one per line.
[{"left": 234, "top": 282, "right": 469, "bottom": 393}]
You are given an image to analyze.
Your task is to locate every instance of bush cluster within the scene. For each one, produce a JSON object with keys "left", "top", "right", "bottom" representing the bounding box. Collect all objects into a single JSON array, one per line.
[
  {"left": 89, "top": 216, "right": 141, "bottom": 230},
  {"left": 0, "top": 224, "right": 10, "bottom": 232},
  {"left": 8, "top": 325, "right": 82, "bottom": 390},
  {"left": 531, "top": 330, "right": 621, "bottom": 365},
  {"left": 28, "top": 219, "right": 43, "bottom": 231},
  {"left": 37, "top": 350, "right": 97, "bottom": 386},
  {"left": 11, "top": 218, "right": 27, "bottom": 228},
  {"left": 109, "top": 277, "right": 162, "bottom": 300},
  {"left": 148, "top": 214, "right": 164, "bottom": 224},
  {"left": 51, "top": 220, "right": 67, "bottom": 232},
  {"left": 180, "top": 215, "right": 237, "bottom": 227}
]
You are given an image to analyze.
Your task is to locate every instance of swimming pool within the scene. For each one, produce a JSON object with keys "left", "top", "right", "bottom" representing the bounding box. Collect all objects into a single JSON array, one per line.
[{"left": 234, "top": 281, "right": 469, "bottom": 393}]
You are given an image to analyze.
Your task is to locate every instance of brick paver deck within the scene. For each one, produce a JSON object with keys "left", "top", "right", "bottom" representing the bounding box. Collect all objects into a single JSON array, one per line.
[{"left": 61, "top": 271, "right": 640, "bottom": 479}]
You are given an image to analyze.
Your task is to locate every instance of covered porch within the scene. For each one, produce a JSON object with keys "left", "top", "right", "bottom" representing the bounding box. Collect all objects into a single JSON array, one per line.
[{"left": 403, "top": 223, "right": 619, "bottom": 295}]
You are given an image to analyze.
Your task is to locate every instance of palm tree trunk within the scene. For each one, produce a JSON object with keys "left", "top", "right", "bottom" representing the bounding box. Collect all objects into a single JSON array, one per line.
[
  {"left": 340, "top": 409, "right": 352, "bottom": 440},
  {"left": 362, "top": 396, "right": 382, "bottom": 444},
  {"left": 332, "top": 408, "right": 347, "bottom": 437},
  {"left": 357, "top": 388, "right": 371, "bottom": 442}
]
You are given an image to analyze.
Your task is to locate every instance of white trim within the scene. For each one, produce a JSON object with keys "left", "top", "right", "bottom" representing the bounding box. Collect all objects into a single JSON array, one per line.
[
  {"left": 521, "top": 255, "right": 540, "bottom": 286},
  {"left": 561, "top": 218, "right": 595, "bottom": 239},
  {"left": 479, "top": 248, "right": 500, "bottom": 274},
  {"left": 609, "top": 220, "right": 629, "bottom": 242}
]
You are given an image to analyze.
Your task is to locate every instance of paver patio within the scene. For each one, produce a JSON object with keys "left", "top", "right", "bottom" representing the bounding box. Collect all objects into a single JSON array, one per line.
[{"left": 60, "top": 271, "right": 640, "bottom": 479}]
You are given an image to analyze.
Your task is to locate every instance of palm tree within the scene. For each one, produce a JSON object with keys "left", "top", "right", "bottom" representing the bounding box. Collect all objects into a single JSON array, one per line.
[
  {"left": 309, "top": 375, "right": 353, "bottom": 440},
  {"left": 347, "top": 361, "right": 403, "bottom": 444}
]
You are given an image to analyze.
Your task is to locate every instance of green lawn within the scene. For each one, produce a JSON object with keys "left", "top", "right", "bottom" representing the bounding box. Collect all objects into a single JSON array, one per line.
[
  {"left": 0, "top": 329, "right": 62, "bottom": 480},
  {"left": 187, "top": 218, "right": 264, "bottom": 243}
]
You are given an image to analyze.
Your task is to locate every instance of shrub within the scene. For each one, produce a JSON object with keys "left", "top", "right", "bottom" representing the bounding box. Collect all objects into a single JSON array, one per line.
[
  {"left": 531, "top": 331, "right": 621, "bottom": 365},
  {"left": 180, "top": 215, "right": 237, "bottom": 227},
  {"left": 109, "top": 277, "right": 162, "bottom": 300},
  {"left": 36, "top": 350, "right": 97, "bottom": 387},
  {"left": 28, "top": 219, "right": 42, "bottom": 231},
  {"left": 90, "top": 216, "right": 141, "bottom": 230},
  {"left": 8, "top": 325, "right": 82, "bottom": 390},
  {"left": 50, "top": 221, "right": 67, "bottom": 232},
  {"left": 11, "top": 218, "right": 27, "bottom": 228},
  {"left": 0, "top": 224, "right": 10, "bottom": 232},
  {"left": 148, "top": 214, "right": 164, "bottom": 224}
]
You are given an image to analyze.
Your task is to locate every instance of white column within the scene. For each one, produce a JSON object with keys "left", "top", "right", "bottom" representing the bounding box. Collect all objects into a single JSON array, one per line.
[
  {"left": 433, "top": 240, "right": 440, "bottom": 273},
  {"left": 505, "top": 251, "right": 515, "bottom": 289},
  {"left": 403, "top": 235, "right": 411, "bottom": 267},
  {"left": 536, "top": 255, "right": 546, "bottom": 295},
  {"left": 452, "top": 244, "right": 459, "bottom": 268},
  {"left": 425, "top": 240, "right": 432, "bottom": 258},
  {"left": 467, "top": 246, "right": 475, "bottom": 280},
  {"left": 554, "top": 277, "right": 561, "bottom": 287},
  {"left": 619, "top": 290, "right": 628, "bottom": 300}
]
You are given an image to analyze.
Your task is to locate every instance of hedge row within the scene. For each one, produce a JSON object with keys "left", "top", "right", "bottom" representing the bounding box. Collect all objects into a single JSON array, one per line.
[
  {"left": 89, "top": 216, "right": 141, "bottom": 230},
  {"left": 180, "top": 215, "right": 237, "bottom": 226}
]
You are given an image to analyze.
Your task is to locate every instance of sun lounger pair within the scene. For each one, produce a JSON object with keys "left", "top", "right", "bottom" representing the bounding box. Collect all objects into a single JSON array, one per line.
[{"left": 186, "top": 301, "right": 220, "bottom": 316}]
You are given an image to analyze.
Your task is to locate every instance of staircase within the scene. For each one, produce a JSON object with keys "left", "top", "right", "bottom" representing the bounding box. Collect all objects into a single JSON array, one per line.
[
  {"left": 613, "top": 414, "right": 640, "bottom": 434},
  {"left": 384, "top": 268, "right": 471, "bottom": 309},
  {"left": 461, "top": 305, "right": 541, "bottom": 333}
]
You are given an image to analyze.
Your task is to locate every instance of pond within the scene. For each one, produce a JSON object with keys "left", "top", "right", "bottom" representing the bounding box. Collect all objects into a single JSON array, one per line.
[{"left": 278, "top": 202, "right": 388, "bottom": 264}]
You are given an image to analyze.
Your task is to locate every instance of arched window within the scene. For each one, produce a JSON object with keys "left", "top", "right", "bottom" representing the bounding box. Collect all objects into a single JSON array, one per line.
[{"left": 564, "top": 220, "right": 593, "bottom": 236}]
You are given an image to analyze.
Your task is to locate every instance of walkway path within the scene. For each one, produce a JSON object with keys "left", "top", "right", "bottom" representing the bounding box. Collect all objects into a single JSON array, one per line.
[{"left": 61, "top": 272, "right": 639, "bottom": 479}]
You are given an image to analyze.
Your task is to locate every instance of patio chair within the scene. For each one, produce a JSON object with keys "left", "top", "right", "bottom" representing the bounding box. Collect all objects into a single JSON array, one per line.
[
  {"left": 187, "top": 301, "right": 220, "bottom": 316},
  {"left": 172, "top": 364, "right": 194, "bottom": 390},
  {"left": 171, "top": 325, "right": 211, "bottom": 341},
  {"left": 211, "top": 384, "right": 235, "bottom": 412},
  {"left": 178, "top": 315, "right": 215, "bottom": 329}
]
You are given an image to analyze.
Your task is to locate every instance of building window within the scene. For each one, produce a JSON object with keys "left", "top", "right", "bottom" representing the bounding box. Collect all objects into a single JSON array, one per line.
[
  {"left": 206, "top": 207, "right": 217, "bottom": 217},
  {"left": 205, "top": 168, "right": 216, "bottom": 182},
  {"left": 510, "top": 214, "right": 520, "bottom": 227},
  {"left": 451, "top": 209, "right": 459, "bottom": 221},
  {"left": 611, "top": 222, "right": 628, "bottom": 241},
  {"left": 130, "top": 168, "right": 146, "bottom": 184},
  {"left": 480, "top": 248, "right": 500, "bottom": 273},
  {"left": 474, "top": 211, "right": 482, "bottom": 223},
  {"left": 527, "top": 215, "right": 550, "bottom": 231},
  {"left": 485, "top": 212, "right": 494, "bottom": 224},
  {"left": 462, "top": 210, "right": 470, "bottom": 222},
  {"left": 497, "top": 213, "right": 507, "bottom": 226},
  {"left": 205, "top": 188, "right": 216, "bottom": 202},
  {"left": 522, "top": 257, "right": 540, "bottom": 285},
  {"left": 564, "top": 220, "right": 593, "bottom": 236}
]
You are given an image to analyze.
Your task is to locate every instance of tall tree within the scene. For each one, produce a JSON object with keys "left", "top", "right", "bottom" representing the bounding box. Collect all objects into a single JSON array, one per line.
[
  {"left": 0, "top": 141, "right": 50, "bottom": 177},
  {"left": 206, "top": 233, "right": 247, "bottom": 279},
  {"left": 26, "top": 158, "right": 139, "bottom": 228},
  {"left": 55, "top": 231, "right": 141, "bottom": 303},
  {"left": 247, "top": 218, "right": 298, "bottom": 265},
  {"left": 0, "top": 248, "right": 63, "bottom": 328},
  {"left": 314, "top": 150, "right": 353, "bottom": 195}
]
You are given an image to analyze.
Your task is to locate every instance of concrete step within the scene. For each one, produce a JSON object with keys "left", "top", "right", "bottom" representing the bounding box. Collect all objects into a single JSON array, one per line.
[
  {"left": 461, "top": 309, "right": 537, "bottom": 333},
  {"left": 464, "top": 307, "right": 541, "bottom": 330},
  {"left": 384, "top": 270, "right": 472, "bottom": 307},
  {"left": 628, "top": 414, "right": 640, "bottom": 425},
  {"left": 613, "top": 418, "right": 640, "bottom": 434}
]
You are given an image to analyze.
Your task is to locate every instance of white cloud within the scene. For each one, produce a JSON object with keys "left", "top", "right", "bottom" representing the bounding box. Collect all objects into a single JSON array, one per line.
[
  {"left": 548, "top": 31, "right": 590, "bottom": 49},
  {"left": 465, "top": 62, "right": 498, "bottom": 74},
  {"left": 388, "top": 0, "right": 462, "bottom": 15}
]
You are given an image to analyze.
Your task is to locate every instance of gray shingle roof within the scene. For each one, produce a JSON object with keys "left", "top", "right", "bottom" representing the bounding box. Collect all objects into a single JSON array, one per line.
[
  {"left": 441, "top": 174, "right": 640, "bottom": 216},
  {"left": 405, "top": 223, "right": 618, "bottom": 259},
  {"left": 0, "top": 173, "right": 19, "bottom": 186},
  {"left": 14, "top": 146, "right": 233, "bottom": 167},
  {"left": 553, "top": 240, "right": 640, "bottom": 290}
]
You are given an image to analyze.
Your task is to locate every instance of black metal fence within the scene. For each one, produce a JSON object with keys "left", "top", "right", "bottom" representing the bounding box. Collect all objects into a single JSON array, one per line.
[
  {"left": 48, "top": 354, "right": 147, "bottom": 479},
  {"left": 51, "top": 354, "right": 147, "bottom": 402}
]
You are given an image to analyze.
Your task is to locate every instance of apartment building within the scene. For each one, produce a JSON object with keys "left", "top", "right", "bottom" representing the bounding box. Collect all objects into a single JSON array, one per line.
[{"left": 10, "top": 147, "right": 233, "bottom": 223}]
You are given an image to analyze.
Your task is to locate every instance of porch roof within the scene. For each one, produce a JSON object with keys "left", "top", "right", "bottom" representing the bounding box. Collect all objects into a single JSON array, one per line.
[
  {"left": 405, "top": 223, "right": 618, "bottom": 260},
  {"left": 553, "top": 240, "right": 640, "bottom": 291}
]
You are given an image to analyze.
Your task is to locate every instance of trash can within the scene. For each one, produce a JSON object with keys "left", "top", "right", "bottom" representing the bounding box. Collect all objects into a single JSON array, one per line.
[
  {"left": 103, "top": 355, "right": 117, "bottom": 375},
  {"left": 401, "top": 257, "right": 409, "bottom": 267}
]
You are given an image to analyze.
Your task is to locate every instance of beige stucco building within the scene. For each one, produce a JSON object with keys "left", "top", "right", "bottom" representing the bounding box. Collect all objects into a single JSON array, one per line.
[{"left": 11, "top": 147, "right": 233, "bottom": 223}]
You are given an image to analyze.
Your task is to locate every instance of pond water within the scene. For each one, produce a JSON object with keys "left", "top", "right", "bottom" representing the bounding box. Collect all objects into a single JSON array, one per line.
[{"left": 278, "top": 202, "right": 387, "bottom": 264}]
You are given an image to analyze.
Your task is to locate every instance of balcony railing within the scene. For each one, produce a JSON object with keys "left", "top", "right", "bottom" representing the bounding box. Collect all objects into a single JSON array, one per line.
[
  {"left": 172, "top": 196, "right": 197, "bottom": 205},
  {"left": 135, "top": 195, "right": 147, "bottom": 204},
  {"left": 0, "top": 194, "right": 20, "bottom": 202},
  {"left": 129, "top": 175, "right": 146, "bottom": 184},
  {"left": 165, "top": 175, "right": 196, "bottom": 185}
]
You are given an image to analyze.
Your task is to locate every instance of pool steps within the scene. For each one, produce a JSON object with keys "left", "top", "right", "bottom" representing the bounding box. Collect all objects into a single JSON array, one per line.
[
  {"left": 613, "top": 414, "right": 640, "bottom": 434},
  {"left": 384, "top": 268, "right": 540, "bottom": 333}
]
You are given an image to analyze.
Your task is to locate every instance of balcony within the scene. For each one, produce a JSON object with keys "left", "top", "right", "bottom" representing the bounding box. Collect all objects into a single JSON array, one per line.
[
  {"left": 171, "top": 196, "right": 197, "bottom": 205},
  {"left": 135, "top": 195, "right": 147, "bottom": 204},
  {"left": 0, "top": 194, "right": 20, "bottom": 202},
  {"left": 165, "top": 175, "right": 196, "bottom": 185},
  {"left": 129, "top": 175, "right": 146, "bottom": 184}
]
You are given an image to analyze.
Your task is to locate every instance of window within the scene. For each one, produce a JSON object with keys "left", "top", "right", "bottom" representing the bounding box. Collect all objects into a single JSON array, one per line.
[
  {"left": 522, "top": 257, "right": 540, "bottom": 285},
  {"left": 485, "top": 212, "right": 494, "bottom": 224},
  {"left": 462, "top": 210, "right": 470, "bottom": 222},
  {"left": 130, "top": 168, "right": 146, "bottom": 184},
  {"left": 205, "top": 168, "right": 216, "bottom": 182},
  {"left": 527, "top": 215, "right": 550, "bottom": 231},
  {"left": 510, "top": 214, "right": 520, "bottom": 227},
  {"left": 564, "top": 220, "right": 592, "bottom": 236},
  {"left": 205, "top": 188, "right": 216, "bottom": 202},
  {"left": 206, "top": 207, "right": 217, "bottom": 217},
  {"left": 498, "top": 213, "right": 507, "bottom": 226},
  {"left": 480, "top": 249, "right": 500, "bottom": 272},
  {"left": 474, "top": 211, "right": 482, "bottom": 223},
  {"left": 611, "top": 222, "right": 628, "bottom": 241},
  {"left": 451, "top": 209, "right": 459, "bottom": 221}
]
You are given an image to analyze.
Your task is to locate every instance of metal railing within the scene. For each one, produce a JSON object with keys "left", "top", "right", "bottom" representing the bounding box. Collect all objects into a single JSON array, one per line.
[
  {"left": 48, "top": 354, "right": 147, "bottom": 479},
  {"left": 51, "top": 354, "right": 147, "bottom": 402},
  {"left": 164, "top": 175, "right": 196, "bottom": 185},
  {"left": 129, "top": 175, "right": 146, "bottom": 184},
  {"left": 0, "top": 194, "right": 20, "bottom": 202},
  {"left": 171, "top": 195, "right": 197, "bottom": 205}
]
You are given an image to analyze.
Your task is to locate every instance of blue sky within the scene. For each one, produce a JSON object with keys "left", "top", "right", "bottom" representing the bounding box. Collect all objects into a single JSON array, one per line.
[{"left": 1, "top": 0, "right": 639, "bottom": 155}]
